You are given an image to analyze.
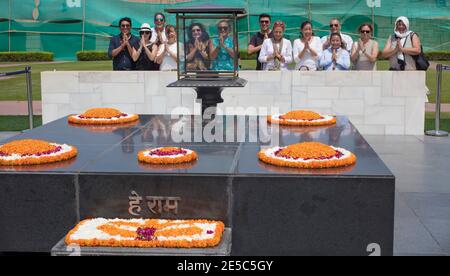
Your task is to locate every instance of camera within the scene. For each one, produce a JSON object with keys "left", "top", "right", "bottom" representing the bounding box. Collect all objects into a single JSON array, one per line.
[{"left": 397, "top": 58, "right": 406, "bottom": 71}]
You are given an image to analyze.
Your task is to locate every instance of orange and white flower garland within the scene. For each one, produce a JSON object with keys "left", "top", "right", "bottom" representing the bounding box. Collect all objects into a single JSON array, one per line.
[
  {"left": 138, "top": 147, "right": 198, "bottom": 165},
  {"left": 258, "top": 142, "right": 356, "bottom": 169},
  {"left": 65, "top": 218, "right": 225, "bottom": 248},
  {"left": 0, "top": 139, "right": 77, "bottom": 166},
  {"left": 268, "top": 110, "right": 336, "bottom": 126},
  {"left": 68, "top": 108, "right": 139, "bottom": 125}
]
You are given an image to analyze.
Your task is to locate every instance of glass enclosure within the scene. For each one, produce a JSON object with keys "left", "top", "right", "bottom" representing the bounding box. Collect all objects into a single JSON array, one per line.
[{"left": 177, "top": 15, "right": 239, "bottom": 79}]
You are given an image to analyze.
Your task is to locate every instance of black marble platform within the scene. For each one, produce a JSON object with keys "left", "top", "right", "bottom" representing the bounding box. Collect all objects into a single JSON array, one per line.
[{"left": 0, "top": 115, "right": 395, "bottom": 255}]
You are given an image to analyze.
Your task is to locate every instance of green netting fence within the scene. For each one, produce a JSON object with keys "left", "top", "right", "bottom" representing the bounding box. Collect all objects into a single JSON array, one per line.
[{"left": 0, "top": 0, "right": 449, "bottom": 60}]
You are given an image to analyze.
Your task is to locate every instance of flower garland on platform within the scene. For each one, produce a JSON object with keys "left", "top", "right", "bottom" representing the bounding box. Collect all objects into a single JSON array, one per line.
[
  {"left": 65, "top": 219, "right": 225, "bottom": 248},
  {"left": 0, "top": 139, "right": 77, "bottom": 166},
  {"left": 68, "top": 108, "right": 139, "bottom": 125},
  {"left": 258, "top": 142, "right": 356, "bottom": 169},
  {"left": 268, "top": 110, "right": 336, "bottom": 126},
  {"left": 138, "top": 147, "right": 198, "bottom": 165}
]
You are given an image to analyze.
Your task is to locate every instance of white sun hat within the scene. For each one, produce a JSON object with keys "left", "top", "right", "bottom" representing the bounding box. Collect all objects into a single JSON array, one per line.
[{"left": 140, "top": 23, "right": 152, "bottom": 32}]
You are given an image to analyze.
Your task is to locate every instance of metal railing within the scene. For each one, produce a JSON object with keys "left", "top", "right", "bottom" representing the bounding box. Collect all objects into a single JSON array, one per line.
[
  {"left": 0, "top": 66, "right": 34, "bottom": 130},
  {"left": 426, "top": 64, "right": 450, "bottom": 137}
]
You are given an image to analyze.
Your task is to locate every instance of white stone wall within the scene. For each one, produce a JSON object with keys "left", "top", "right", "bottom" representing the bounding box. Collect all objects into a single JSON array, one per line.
[{"left": 41, "top": 71, "right": 427, "bottom": 135}]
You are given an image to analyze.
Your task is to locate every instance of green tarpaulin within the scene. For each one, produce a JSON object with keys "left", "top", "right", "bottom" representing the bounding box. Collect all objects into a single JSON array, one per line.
[{"left": 0, "top": 0, "right": 448, "bottom": 60}]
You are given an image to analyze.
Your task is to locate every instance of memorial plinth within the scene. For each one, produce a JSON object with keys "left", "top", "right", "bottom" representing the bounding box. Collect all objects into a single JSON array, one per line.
[{"left": 0, "top": 115, "right": 395, "bottom": 255}]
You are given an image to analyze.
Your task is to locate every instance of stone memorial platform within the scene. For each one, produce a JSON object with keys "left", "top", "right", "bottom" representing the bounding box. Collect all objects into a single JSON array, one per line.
[{"left": 0, "top": 115, "right": 395, "bottom": 255}]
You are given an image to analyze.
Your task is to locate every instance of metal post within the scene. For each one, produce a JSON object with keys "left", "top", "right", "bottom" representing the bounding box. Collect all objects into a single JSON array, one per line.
[
  {"left": 308, "top": 0, "right": 312, "bottom": 21},
  {"left": 25, "top": 66, "right": 34, "bottom": 130},
  {"left": 426, "top": 64, "right": 448, "bottom": 137},
  {"left": 246, "top": 0, "right": 250, "bottom": 44},
  {"left": 8, "top": 0, "right": 12, "bottom": 52},
  {"left": 81, "top": 0, "right": 86, "bottom": 51}
]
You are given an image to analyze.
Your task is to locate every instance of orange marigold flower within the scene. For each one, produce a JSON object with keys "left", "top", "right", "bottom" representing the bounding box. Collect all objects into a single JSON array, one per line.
[
  {"left": 68, "top": 108, "right": 139, "bottom": 125},
  {"left": 138, "top": 147, "right": 198, "bottom": 165},
  {"left": 280, "top": 110, "right": 323, "bottom": 120},
  {"left": 82, "top": 108, "right": 123, "bottom": 118},
  {"left": 278, "top": 142, "right": 337, "bottom": 160},
  {"left": 0, "top": 139, "right": 77, "bottom": 166},
  {"left": 268, "top": 110, "right": 336, "bottom": 127},
  {"left": 258, "top": 142, "right": 356, "bottom": 169},
  {"left": 65, "top": 219, "right": 225, "bottom": 249}
]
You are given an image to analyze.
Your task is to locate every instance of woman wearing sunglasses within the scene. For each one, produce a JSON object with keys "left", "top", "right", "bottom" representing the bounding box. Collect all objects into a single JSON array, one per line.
[
  {"left": 132, "top": 23, "right": 160, "bottom": 71},
  {"left": 351, "top": 23, "right": 379, "bottom": 70},
  {"left": 321, "top": 19, "right": 353, "bottom": 53},
  {"left": 150, "top": 12, "right": 167, "bottom": 46},
  {"left": 210, "top": 20, "right": 235, "bottom": 71},
  {"left": 186, "top": 22, "right": 213, "bottom": 71}
]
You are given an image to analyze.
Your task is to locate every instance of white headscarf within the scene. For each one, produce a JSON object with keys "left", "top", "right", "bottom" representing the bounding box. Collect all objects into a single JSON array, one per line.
[
  {"left": 394, "top": 16, "right": 413, "bottom": 61},
  {"left": 394, "top": 16, "right": 412, "bottom": 39}
]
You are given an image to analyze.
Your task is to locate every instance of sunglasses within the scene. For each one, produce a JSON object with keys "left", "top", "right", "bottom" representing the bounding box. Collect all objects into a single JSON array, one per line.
[
  {"left": 192, "top": 28, "right": 201, "bottom": 33},
  {"left": 330, "top": 24, "right": 339, "bottom": 28},
  {"left": 155, "top": 18, "right": 165, "bottom": 22},
  {"left": 260, "top": 20, "right": 270, "bottom": 24},
  {"left": 140, "top": 31, "right": 151, "bottom": 35},
  {"left": 360, "top": 30, "right": 371, "bottom": 34},
  {"left": 120, "top": 24, "right": 131, "bottom": 28},
  {"left": 218, "top": 26, "right": 229, "bottom": 31}
]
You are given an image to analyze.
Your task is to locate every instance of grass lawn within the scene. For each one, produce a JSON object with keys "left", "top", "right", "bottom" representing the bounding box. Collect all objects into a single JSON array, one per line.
[
  {"left": 0, "top": 116, "right": 42, "bottom": 131},
  {"left": 0, "top": 61, "right": 112, "bottom": 101},
  {"left": 425, "top": 112, "right": 450, "bottom": 132},
  {"left": 1, "top": 60, "right": 449, "bottom": 102}
]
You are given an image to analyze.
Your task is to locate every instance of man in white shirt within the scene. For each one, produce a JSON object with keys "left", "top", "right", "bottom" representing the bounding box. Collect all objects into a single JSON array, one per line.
[{"left": 321, "top": 18, "right": 353, "bottom": 53}]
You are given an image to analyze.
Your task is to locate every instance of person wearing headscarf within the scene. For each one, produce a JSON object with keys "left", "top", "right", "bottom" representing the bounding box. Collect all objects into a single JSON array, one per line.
[{"left": 381, "top": 16, "right": 422, "bottom": 71}]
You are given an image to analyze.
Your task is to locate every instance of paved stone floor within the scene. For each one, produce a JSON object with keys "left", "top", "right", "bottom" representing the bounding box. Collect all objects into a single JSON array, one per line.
[
  {"left": 365, "top": 135, "right": 450, "bottom": 256},
  {"left": 1, "top": 131, "right": 449, "bottom": 256},
  {"left": 0, "top": 101, "right": 42, "bottom": 115}
]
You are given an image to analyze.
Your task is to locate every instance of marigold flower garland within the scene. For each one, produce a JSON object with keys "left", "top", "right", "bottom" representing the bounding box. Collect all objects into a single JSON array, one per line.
[
  {"left": 0, "top": 139, "right": 77, "bottom": 166},
  {"left": 258, "top": 142, "right": 356, "bottom": 169},
  {"left": 268, "top": 110, "right": 336, "bottom": 126},
  {"left": 68, "top": 108, "right": 139, "bottom": 125},
  {"left": 138, "top": 147, "right": 198, "bottom": 165},
  {"left": 65, "top": 218, "right": 225, "bottom": 248}
]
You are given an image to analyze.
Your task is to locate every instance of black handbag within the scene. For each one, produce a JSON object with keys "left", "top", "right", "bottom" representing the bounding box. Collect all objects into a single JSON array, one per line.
[{"left": 411, "top": 33, "right": 430, "bottom": 71}]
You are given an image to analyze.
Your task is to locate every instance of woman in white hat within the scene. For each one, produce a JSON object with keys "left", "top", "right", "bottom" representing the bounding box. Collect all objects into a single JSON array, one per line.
[
  {"left": 381, "top": 16, "right": 422, "bottom": 71},
  {"left": 132, "top": 23, "right": 160, "bottom": 70}
]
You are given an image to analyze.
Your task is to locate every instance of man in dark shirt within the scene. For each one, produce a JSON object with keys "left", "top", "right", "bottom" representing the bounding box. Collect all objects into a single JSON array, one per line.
[
  {"left": 108, "top": 17, "right": 140, "bottom": 70},
  {"left": 248, "top": 13, "right": 273, "bottom": 70}
]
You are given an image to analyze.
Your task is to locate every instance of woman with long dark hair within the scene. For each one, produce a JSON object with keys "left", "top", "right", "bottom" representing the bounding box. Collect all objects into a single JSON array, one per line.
[{"left": 186, "top": 22, "right": 213, "bottom": 71}]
